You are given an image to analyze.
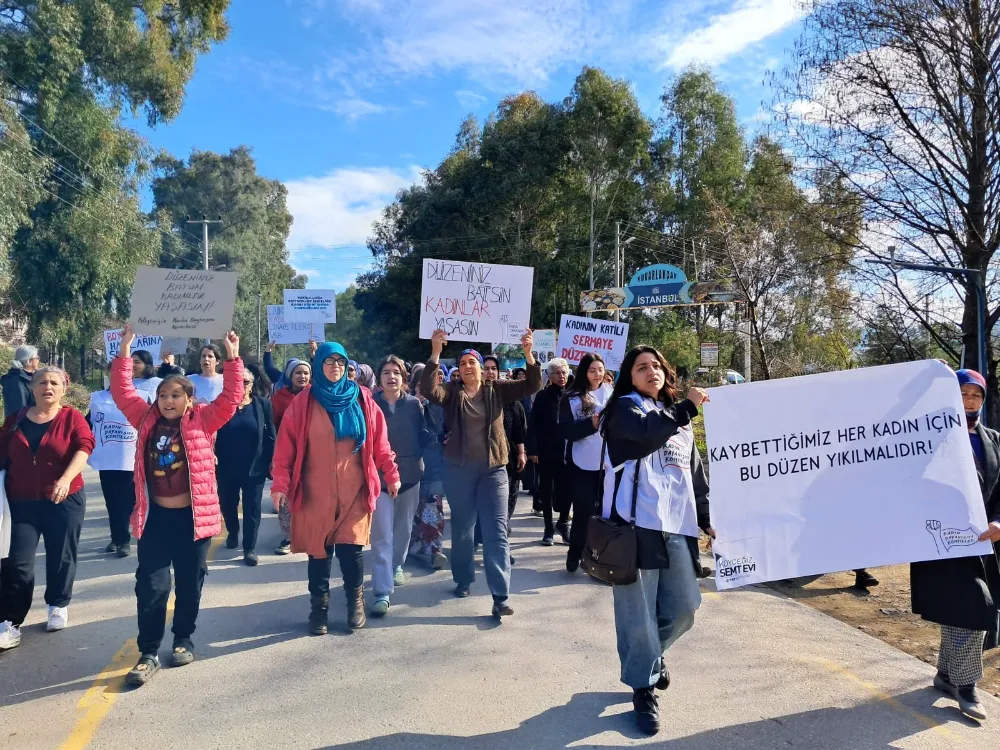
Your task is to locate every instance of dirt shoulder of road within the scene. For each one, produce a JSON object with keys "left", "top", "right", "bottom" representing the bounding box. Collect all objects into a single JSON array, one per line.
[{"left": 767, "top": 565, "right": 1000, "bottom": 697}]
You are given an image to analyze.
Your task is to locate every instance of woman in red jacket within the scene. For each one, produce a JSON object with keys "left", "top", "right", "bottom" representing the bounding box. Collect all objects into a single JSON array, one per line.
[
  {"left": 271, "top": 341, "right": 400, "bottom": 635},
  {"left": 0, "top": 367, "right": 94, "bottom": 650},
  {"left": 112, "top": 324, "right": 243, "bottom": 687}
]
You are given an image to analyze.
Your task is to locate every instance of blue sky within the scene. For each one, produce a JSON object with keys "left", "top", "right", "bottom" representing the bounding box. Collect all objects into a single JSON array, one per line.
[{"left": 135, "top": 0, "right": 806, "bottom": 290}]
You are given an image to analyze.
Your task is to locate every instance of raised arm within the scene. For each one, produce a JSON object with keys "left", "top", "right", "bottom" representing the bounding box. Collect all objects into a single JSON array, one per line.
[
  {"left": 111, "top": 327, "right": 158, "bottom": 429},
  {"left": 200, "top": 332, "right": 244, "bottom": 434},
  {"left": 420, "top": 329, "right": 452, "bottom": 406},
  {"left": 262, "top": 345, "right": 283, "bottom": 384}
]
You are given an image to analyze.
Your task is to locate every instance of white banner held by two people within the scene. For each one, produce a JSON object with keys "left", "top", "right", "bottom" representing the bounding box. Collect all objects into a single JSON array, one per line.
[
  {"left": 419, "top": 258, "right": 534, "bottom": 344},
  {"left": 267, "top": 305, "right": 323, "bottom": 345},
  {"left": 129, "top": 266, "right": 239, "bottom": 338},
  {"left": 556, "top": 314, "right": 629, "bottom": 370},
  {"left": 704, "top": 360, "right": 993, "bottom": 590}
]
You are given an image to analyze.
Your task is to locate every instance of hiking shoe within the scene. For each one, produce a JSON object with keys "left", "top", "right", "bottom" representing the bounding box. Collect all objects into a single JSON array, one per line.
[
  {"left": 371, "top": 597, "right": 390, "bottom": 617},
  {"left": 244, "top": 551, "right": 259, "bottom": 567},
  {"left": 854, "top": 569, "right": 879, "bottom": 589},
  {"left": 656, "top": 664, "right": 671, "bottom": 690},
  {"left": 275, "top": 539, "right": 292, "bottom": 555},
  {"left": 432, "top": 552, "right": 448, "bottom": 569},
  {"left": 555, "top": 521, "right": 570, "bottom": 544},
  {"left": 492, "top": 601, "right": 514, "bottom": 619},
  {"left": 116, "top": 543, "right": 132, "bottom": 558},
  {"left": 170, "top": 644, "right": 195, "bottom": 667},
  {"left": 125, "top": 654, "right": 160, "bottom": 687},
  {"left": 46, "top": 606, "right": 68, "bottom": 632},
  {"left": 393, "top": 567, "right": 406, "bottom": 586},
  {"left": 0, "top": 621, "right": 21, "bottom": 650},
  {"left": 541, "top": 534, "right": 554, "bottom": 547},
  {"left": 226, "top": 533, "right": 239, "bottom": 549},
  {"left": 454, "top": 583, "right": 471, "bottom": 598},
  {"left": 632, "top": 687, "right": 660, "bottom": 736},
  {"left": 105, "top": 541, "right": 117, "bottom": 554},
  {"left": 958, "top": 685, "right": 987, "bottom": 721}
]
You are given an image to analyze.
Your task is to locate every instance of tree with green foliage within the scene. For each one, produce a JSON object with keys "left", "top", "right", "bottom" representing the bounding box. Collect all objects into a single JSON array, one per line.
[
  {"left": 151, "top": 147, "right": 305, "bottom": 353},
  {"left": 0, "top": 0, "right": 231, "bottom": 348}
]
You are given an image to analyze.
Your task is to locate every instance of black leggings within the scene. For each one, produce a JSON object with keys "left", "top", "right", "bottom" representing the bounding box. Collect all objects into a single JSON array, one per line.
[
  {"left": 307, "top": 544, "right": 364, "bottom": 601},
  {"left": 564, "top": 463, "right": 601, "bottom": 560},
  {"left": 99, "top": 470, "right": 136, "bottom": 546},
  {"left": 0, "top": 491, "right": 86, "bottom": 626}
]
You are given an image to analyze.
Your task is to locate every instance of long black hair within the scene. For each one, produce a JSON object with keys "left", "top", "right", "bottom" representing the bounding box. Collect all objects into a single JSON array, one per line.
[
  {"left": 600, "top": 346, "right": 679, "bottom": 438},
  {"left": 563, "top": 352, "right": 605, "bottom": 414},
  {"left": 244, "top": 361, "right": 272, "bottom": 399},
  {"left": 131, "top": 349, "right": 157, "bottom": 380}
]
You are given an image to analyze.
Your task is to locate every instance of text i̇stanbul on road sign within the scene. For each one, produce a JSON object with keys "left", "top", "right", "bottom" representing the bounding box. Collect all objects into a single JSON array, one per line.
[{"left": 580, "top": 263, "right": 745, "bottom": 312}]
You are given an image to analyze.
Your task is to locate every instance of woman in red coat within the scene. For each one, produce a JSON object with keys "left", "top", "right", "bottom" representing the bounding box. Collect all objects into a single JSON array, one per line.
[
  {"left": 112, "top": 324, "right": 244, "bottom": 687},
  {"left": 271, "top": 341, "right": 399, "bottom": 635},
  {"left": 0, "top": 366, "right": 94, "bottom": 650}
]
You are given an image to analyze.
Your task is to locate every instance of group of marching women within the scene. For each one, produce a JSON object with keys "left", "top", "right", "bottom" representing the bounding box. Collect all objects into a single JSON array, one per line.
[{"left": 1, "top": 326, "right": 998, "bottom": 734}]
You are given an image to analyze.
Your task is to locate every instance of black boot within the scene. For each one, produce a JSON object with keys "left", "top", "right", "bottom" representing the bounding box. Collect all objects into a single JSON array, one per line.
[
  {"left": 632, "top": 687, "right": 660, "bottom": 736},
  {"left": 346, "top": 585, "right": 366, "bottom": 631},
  {"left": 308, "top": 595, "right": 329, "bottom": 635}
]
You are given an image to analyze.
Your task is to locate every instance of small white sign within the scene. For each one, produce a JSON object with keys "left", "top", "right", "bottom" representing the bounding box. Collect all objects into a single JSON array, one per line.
[
  {"left": 104, "top": 330, "right": 162, "bottom": 361},
  {"left": 283, "top": 289, "right": 337, "bottom": 325},
  {"left": 705, "top": 360, "right": 993, "bottom": 590},
  {"left": 556, "top": 314, "right": 629, "bottom": 370},
  {"left": 129, "top": 266, "right": 239, "bottom": 338},
  {"left": 419, "top": 258, "right": 534, "bottom": 343},
  {"left": 267, "top": 305, "right": 324, "bottom": 345},
  {"left": 701, "top": 343, "right": 720, "bottom": 367}
]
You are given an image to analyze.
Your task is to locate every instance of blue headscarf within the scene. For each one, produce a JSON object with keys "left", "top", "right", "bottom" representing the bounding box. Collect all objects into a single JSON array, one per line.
[{"left": 312, "top": 342, "right": 367, "bottom": 453}]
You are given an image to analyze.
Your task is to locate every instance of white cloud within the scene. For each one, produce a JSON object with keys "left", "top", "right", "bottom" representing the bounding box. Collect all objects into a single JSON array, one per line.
[
  {"left": 456, "top": 90, "right": 488, "bottom": 110},
  {"left": 329, "top": 0, "right": 611, "bottom": 89},
  {"left": 660, "top": 0, "right": 805, "bottom": 70},
  {"left": 330, "top": 98, "right": 388, "bottom": 120},
  {"left": 284, "top": 165, "right": 423, "bottom": 251}
]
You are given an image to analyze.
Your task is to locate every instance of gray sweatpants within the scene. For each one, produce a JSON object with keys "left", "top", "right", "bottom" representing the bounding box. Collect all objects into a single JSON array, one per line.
[
  {"left": 371, "top": 485, "right": 421, "bottom": 599},
  {"left": 443, "top": 459, "right": 510, "bottom": 601}
]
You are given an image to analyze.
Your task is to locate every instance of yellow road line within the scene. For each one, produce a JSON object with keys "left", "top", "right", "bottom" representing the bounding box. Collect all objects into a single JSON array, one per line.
[
  {"left": 58, "top": 533, "right": 224, "bottom": 750},
  {"left": 807, "top": 657, "right": 959, "bottom": 743}
]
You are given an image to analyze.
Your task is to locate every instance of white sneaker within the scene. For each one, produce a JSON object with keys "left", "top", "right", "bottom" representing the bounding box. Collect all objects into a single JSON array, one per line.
[
  {"left": 0, "top": 620, "right": 21, "bottom": 649},
  {"left": 46, "top": 606, "right": 68, "bottom": 632}
]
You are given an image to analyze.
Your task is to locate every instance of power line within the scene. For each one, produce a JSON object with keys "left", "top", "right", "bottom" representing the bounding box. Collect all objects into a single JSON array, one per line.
[{"left": 0, "top": 64, "right": 206, "bottom": 248}]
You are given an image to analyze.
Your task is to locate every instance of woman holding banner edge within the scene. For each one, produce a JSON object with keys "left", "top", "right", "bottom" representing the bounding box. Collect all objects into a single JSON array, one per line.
[
  {"left": 911, "top": 368, "right": 1000, "bottom": 722},
  {"left": 599, "top": 345, "right": 711, "bottom": 737},
  {"left": 419, "top": 329, "right": 541, "bottom": 619}
]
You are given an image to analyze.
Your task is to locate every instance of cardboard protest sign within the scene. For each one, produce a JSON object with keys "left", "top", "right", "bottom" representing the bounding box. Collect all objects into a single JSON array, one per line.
[
  {"left": 419, "top": 259, "right": 534, "bottom": 344},
  {"left": 267, "top": 305, "right": 323, "bottom": 345},
  {"left": 492, "top": 329, "right": 557, "bottom": 370},
  {"left": 283, "top": 289, "right": 336, "bottom": 325},
  {"left": 104, "top": 330, "right": 162, "bottom": 361},
  {"left": 129, "top": 267, "right": 238, "bottom": 338},
  {"left": 556, "top": 314, "right": 629, "bottom": 370},
  {"left": 704, "top": 360, "right": 993, "bottom": 590}
]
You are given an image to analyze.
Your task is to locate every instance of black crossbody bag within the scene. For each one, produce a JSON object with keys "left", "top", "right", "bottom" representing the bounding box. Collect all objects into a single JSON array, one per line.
[{"left": 581, "top": 437, "right": 640, "bottom": 586}]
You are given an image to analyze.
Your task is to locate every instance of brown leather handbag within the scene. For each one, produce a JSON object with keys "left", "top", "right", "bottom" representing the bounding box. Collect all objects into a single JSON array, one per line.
[{"left": 581, "top": 440, "right": 640, "bottom": 586}]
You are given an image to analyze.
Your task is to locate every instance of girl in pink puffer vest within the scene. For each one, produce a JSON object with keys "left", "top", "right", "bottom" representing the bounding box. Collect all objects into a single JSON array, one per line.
[{"left": 111, "top": 324, "right": 244, "bottom": 688}]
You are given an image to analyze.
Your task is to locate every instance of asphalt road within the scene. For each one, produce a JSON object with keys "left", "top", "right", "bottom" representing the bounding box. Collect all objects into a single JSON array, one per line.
[{"left": 1, "top": 469, "right": 998, "bottom": 749}]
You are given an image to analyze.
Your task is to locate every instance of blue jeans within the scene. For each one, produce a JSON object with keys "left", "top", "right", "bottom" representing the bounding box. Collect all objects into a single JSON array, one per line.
[
  {"left": 443, "top": 459, "right": 510, "bottom": 601},
  {"left": 371, "top": 485, "right": 421, "bottom": 599},
  {"left": 612, "top": 533, "right": 702, "bottom": 689}
]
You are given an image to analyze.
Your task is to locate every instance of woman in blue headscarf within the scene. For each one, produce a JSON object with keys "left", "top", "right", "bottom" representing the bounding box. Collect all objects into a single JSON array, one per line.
[{"left": 271, "top": 342, "right": 400, "bottom": 634}]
